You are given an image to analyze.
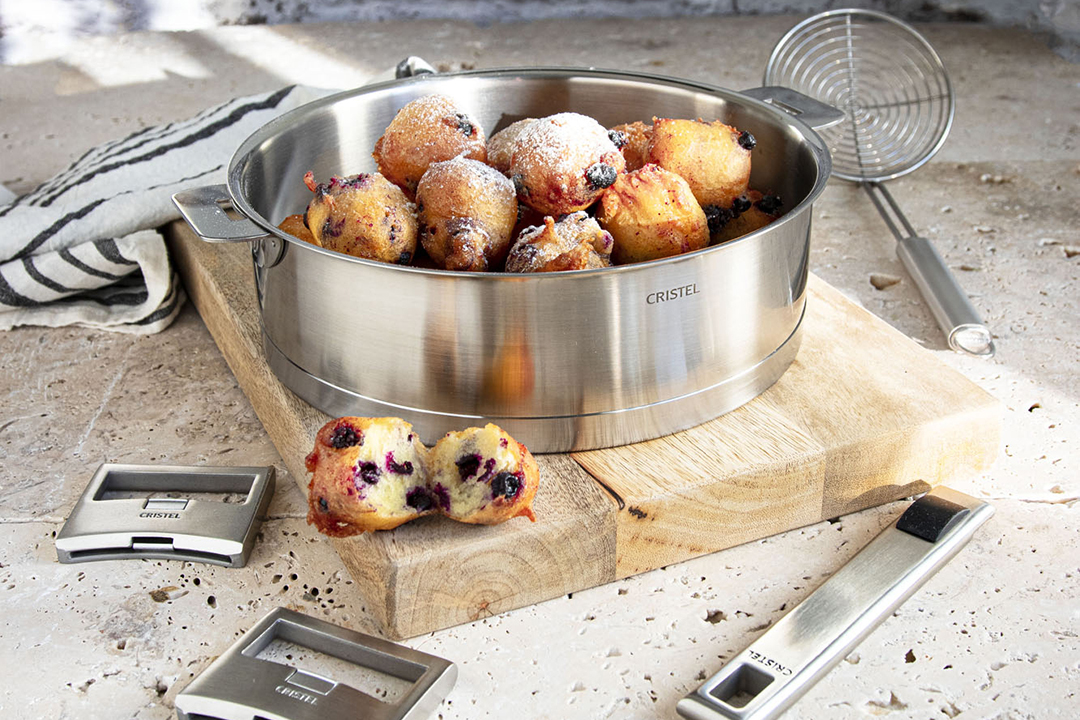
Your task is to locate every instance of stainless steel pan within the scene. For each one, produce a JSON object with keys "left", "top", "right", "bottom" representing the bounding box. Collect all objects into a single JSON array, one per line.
[{"left": 174, "top": 68, "right": 842, "bottom": 452}]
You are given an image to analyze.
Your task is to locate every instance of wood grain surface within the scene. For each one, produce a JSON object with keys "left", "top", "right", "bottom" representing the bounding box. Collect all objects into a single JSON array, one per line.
[{"left": 167, "top": 222, "right": 1001, "bottom": 639}]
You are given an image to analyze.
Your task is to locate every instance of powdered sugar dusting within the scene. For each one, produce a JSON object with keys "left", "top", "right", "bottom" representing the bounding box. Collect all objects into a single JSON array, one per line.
[
  {"left": 422, "top": 156, "right": 514, "bottom": 198},
  {"left": 487, "top": 118, "right": 537, "bottom": 172},
  {"left": 506, "top": 211, "right": 612, "bottom": 272},
  {"left": 510, "top": 112, "right": 618, "bottom": 176}
]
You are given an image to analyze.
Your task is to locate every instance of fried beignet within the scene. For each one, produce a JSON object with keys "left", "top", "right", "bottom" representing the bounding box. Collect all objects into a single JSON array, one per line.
[
  {"left": 610, "top": 121, "right": 652, "bottom": 172},
  {"left": 427, "top": 424, "right": 539, "bottom": 525},
  {"left": 647, "top": 117, "right": 753, "bottom": 209},
  {"left": 372, "top": 94, "right": 487, "bottom": 196},
  {"left": 277, "top": 213, "right": 319, "bottom": 246},
  {"left": 707, "top": 190, "right": 784, "bottom": 245},
  {"left": 597, "top": 164, "right": 709, "bottom": 265},
  {"left": 416, "top": 157, "right": 518, "bottom": 272},
  {"left": 487, "top": 117, "right": 536, "bottom": 173},
  {"left": 305, "top": 417, "right": 432, "bottom": 536},
  {"left": 303, "top": 171, "right": 418, "bottom": 264},
  {"left": 508, "top": 112, "right": 626, "bottom": 216},
  {"left": 505, "top": 211, "right": 613, "bottom": 273}
]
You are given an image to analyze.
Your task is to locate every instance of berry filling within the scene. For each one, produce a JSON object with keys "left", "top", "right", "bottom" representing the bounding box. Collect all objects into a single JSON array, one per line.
[
  {"left": 755, "top": 194, "right": 783, "bottom": 215},
  {"left": 703, "top": 205, "right": 733, "bottom": 234},
  {"left": 490, "top": 471, "right": 523, "bottom": 500},
  {"left": 406, "top": 487, "right": 434, "bottom": 512},
  {"left": 397, "top": 250, "right": 412, "bottom": 265},
  {"left": 737, "top": 131, "right": 757, "bottom": 151},
  {"left": 475, "top": 458, "right": 497, "bottom": 484},
  {"left": 321, "top": 216, "right": 346, "bottom": 239},
  {"left": 432, "top": 483, "right": 452, "bottom": 511},
  {"left": 585, "top": 162, "right": 618, "bottom": 189},
  {"left": 355, "top": 461, "right": 380, "bottom": 485},
  {"left": 344, "top": 174, "right": 370, "bottom": 188},
  {"left": 456, "top": 453, "right": 482, "bottom": 480},
  {"left": 731, "top": 195, "right": 752, "bottom": 215},
  {"left": 608, "top": 129, "right": 629, "bottom": 148},
  {"left": 386, "top": 451, "right": 414, "bottom": 475},
  {"left": 318, "top": 496, "right": 329, "bottom": 512},
  {"left": 512, "top": 174, "right": 529, "bottom": 197},
  {"left": 328, "top": 424, "right": 362, "bottom": 449},
  {"left": 454, "top": 113, "right": 475, "bottom": 136}
]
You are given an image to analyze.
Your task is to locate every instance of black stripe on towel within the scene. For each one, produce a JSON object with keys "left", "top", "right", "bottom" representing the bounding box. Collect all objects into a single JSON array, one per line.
[
  {"left": 0, "top": 269, "right": 39, "bottom": 307},
  {"left": 59, "top": 247, "right": 123, "bottom": 281},
  {"left": 88, "top": 289, "right": 149, "bottom": 307},
  {"left": 21, "top": 257, "right": 76, "bottom": 294},
  {"left": 133, "top": 284, "right": 181, "bottom": 325},
  {"left": 12, "top": 198, "right": 108, "bottom": 261},
  {"left": 36, "top": 86, "right": 295, "bottom": 208},
  {"left": 93, "top": 238, "right": 139, "bottom": 266},
  {"left": 73, "top": 99, "right": 235, "bottom": 181},
  {"left": 22, "top": 125, "right": 160, "bottom": 208}
]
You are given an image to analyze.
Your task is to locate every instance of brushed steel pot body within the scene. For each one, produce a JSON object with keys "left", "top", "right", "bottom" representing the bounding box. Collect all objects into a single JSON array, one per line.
[{"left": 183, "top": 69, "right": 834, "bottom": 452}]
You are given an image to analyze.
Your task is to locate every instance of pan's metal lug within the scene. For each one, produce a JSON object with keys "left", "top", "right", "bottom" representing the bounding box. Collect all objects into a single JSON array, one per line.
[
  {"left": 395, "top": 56, "right": 437, "bottom": 78},
  {"left": 172, "top": 184, "right": 267, "bottom": 243},
  {"left": 677, "top": 487, "right": 994, "bottom": 720},
  {"left": 740, "top": 86, "right": 845, "bottom": 130},
  {"left": 175, "top": 607, "right": 457, "bottom": 720},
  {"left": 253, "top": 233, "right": 287, "bottom": 270},
  {"left": 55, "top": 463, "right": 275, "bottom": 568}
]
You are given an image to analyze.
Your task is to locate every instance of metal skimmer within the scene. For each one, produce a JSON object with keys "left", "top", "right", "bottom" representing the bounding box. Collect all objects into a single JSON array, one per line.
[{"left": 765, "top": 9, "right": 994, "bottom": 356}]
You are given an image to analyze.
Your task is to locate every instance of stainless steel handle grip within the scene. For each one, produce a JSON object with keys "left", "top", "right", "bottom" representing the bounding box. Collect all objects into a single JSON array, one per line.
[
  {"left": 863, "top": 181, "right": 994, "bottom": 357},
  {"left": 172, "top": 184, "right": 267, "bottom": 243},
  {"left": 896, "top": 235, "right": 994, "bottom": 356},
  {"left": 678, "top": 487, "right": 995, "bottom": 720}
]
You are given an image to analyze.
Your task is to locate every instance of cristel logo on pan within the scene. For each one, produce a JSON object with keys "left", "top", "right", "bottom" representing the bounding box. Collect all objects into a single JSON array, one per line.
[
  {"left": 276, "top": 685, "right": 319, "bottom": 705},
  {"left": 646, "top": 283, "right": 699, "bottom": 305},
  {"left": 139, "top": 512, "right": 182, "bottom": 519}
]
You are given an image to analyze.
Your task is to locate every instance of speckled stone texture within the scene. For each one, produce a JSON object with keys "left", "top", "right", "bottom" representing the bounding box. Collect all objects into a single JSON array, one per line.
[
  {"left": 2, "top": 0, "right": 1078, "bottom": 63},
  {"left": 1, "top": 16, "right": 1077, "bottom": 720}
]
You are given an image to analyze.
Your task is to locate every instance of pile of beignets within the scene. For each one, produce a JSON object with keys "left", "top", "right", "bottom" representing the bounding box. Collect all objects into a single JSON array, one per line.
[{"left": 279, "top": 93, "right": 784, "bottom": 272}]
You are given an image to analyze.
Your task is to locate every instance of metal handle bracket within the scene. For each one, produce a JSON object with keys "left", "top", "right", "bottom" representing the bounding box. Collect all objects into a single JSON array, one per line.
[
  {"left": 172, "top": 184, "right": 267, "bottom": 243},
  {"left": 740, "top": 86, "right": 846, "bottom": 130},
  {"left": 176, "top": 607, "right": 457, "bottom": 720},
  {"left": 55, "top": 463, "right": 275, "bottom": 567}
]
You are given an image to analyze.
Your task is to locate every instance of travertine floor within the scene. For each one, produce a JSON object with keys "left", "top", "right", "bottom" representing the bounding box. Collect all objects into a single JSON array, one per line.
[{"left": 1, "top": 17, "right": 1077, "bottom": 720}]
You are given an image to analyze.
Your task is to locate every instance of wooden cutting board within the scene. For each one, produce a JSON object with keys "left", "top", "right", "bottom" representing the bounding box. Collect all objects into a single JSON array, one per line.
[{"left": 167, "top": 222, "right": 1001, "bottom": 639}]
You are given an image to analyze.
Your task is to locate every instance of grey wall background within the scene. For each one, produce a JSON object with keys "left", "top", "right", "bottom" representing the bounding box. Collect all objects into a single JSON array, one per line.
[{"left": 2, "top": 0, "right": 1078, "bottom": 64}]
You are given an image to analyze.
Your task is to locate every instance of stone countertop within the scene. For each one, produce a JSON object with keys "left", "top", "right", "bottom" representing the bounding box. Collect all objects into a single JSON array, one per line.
[{"left": 1, "top": 16, "right": 1077, "bottom": 720}]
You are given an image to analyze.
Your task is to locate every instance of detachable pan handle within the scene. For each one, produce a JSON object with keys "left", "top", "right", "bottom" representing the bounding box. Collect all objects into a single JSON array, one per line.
[{"left": 678, "top": 487, "right": 994, "bottom": 720}]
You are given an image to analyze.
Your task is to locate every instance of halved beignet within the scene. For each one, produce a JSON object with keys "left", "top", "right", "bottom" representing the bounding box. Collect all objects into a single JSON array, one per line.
[
  {"left": 427, "top": 423, "right": 539, "bottom": 525},
  {"left": 305, "top": 417, "right": 432, "bottom": 536}
]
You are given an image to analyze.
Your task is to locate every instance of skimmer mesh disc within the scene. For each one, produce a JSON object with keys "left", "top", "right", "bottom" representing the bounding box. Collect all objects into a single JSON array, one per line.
[{"left": 764, "top": 9, "right": 954, "bottom": 183}]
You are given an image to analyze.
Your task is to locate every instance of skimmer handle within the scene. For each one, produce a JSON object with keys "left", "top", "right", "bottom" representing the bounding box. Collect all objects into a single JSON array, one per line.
[{"left": 864, "top": 182, "right": 995, "bottom": 357}]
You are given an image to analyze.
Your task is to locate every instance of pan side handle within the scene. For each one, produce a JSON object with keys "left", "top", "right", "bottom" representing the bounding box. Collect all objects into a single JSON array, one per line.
[
  {"left": 740, "top": 86, "right": 845, "bottom": 131},
  {"left": 172, "top": 185, "right": 267, "bottom": 243}
]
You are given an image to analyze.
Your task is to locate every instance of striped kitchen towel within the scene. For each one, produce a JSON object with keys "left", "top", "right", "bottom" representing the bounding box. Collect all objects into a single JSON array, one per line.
[{"left": 0, "top": 84, "right": 333, "bottom": 334}]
